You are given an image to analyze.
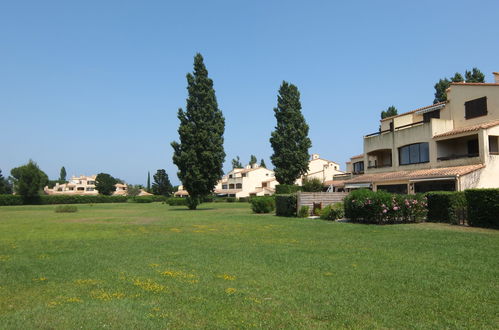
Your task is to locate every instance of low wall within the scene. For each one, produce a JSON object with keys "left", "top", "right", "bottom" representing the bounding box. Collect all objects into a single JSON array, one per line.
[{"left": 297, "top": 192, "right": 347, "bottom": 212}]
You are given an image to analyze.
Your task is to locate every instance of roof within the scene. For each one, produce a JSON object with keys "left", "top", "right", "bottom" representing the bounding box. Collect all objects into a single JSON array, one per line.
[
  {"left": 311, "top": 158, "right": 340, "bottom": 165},
  {"left": 174, "top": 190, "right": 189, "bottom": 196},
  {"left": 323, "top": 180, "right": 346, "bottom": 187},
  {"left": 345, "top": 164, "right": 484, "bottom": 184},
  {"left": 261, "top": 178, "right": 277, "bottom": 183},
  {"left": 214, "top": 189, "right": 242, "bottom": 194},
  {"left": 450, "top": 82, "right": 499, "bottom": 86},
  {"left": 380, "top": 101, "right": 447, "bottom": 122},
  {"left": 249, "top": 187, "right": 275, "bottom": 194},
  {"left": 434, "top": 120, "right": 499, "bottom": 138},
  {"left": 350, "top": 154, "right": 364, "bottom": 159}
]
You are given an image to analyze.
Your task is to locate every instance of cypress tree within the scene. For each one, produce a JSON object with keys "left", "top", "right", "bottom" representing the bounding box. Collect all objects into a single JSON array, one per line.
[
  {"left": 171, "top": 53, "right": 225, "bottom": 209},
  {"left": 259, "top": 159, "right": 266, "bottom": 168},
  {"left": 146, "top": 171, "right": 151, "bottom": 192},
  {"left": 231, "top": 156, "right": 242, "bottom": 169},
  {"left": 270, "top": 81, "right": 312, "bottom": 185},
  {"left": 59, "top": 166, "right": 67, "bottom": 181},
  {"left": 152, "top": 169, "right": 173, "bottom": 196},
  {"left": 465, "top": 68, "right": 485, "bottom": 83},
  {"left": 380, "top": 106, "right": 398, "bottom": 119},
  {"left": 249, "top": 155, "right": 257, "bottom": 166}
]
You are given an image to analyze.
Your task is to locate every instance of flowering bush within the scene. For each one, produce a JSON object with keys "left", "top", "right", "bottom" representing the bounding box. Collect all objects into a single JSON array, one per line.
[{"left": 344, "top": 189, "right": 427, "bottom": 224}]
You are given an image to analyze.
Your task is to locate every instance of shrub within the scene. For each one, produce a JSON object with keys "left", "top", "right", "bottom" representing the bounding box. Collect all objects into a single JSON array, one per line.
[
  {"left": 250, "top": 196, "right": 275, "bottom": 214},
  {"left": 226, "top": 197, "right": 237, "bottom": 203},
  {"left": 275, "top": 184, "right": 301, "bottom": 194},
  {"left": 128, "top": 196, "right": 154, "bottom": 203},
  {"left": 38, "top": 195, "right": 128, "bottom": 205},
  {"left": 312, "top": 203, "right": 322, "bottom": 216},
  {"left": 320, "top": 203, "right": 344, "bottom": 221},
  {"left": 298, "top": 205, "right": 310, "bottom": 218},
  {"left": 202, "top": 195, "right": 215, "bottom": 203},
  {"left": 465, "top": 189, "right": 499, "bottom": 228},
  {"left": 302, "top": 178, "right": 324, "bottom": 192},
  {"left": 275, "top": 194, "right": 297, "bottom": 217},
  {"left": 0, "top": 194, "right": 23, "bottom": 206},
  {"left": 426, "top": 191, "right": 466, "bottom": 224},
  {"left": 167, "top": 197, "right": 188, "bottom": 206},
  {"left": 54, "top": 205, "right": 78, "bottom": 213},
  {"left": 344, "top": 189, "right": 427, "bottom": 224},
  {"left": 238, "top": 197, "right": 250, "bottom": 203}
]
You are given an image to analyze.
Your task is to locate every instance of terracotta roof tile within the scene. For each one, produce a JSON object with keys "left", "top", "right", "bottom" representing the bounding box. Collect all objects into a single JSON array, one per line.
[
  {"left": 345, "top": 164, "right": 484, "bottom": 184},
  {"left": 323, "top": 180, "right": 345, "bottom": 187},
  {"left": 350, "top": 154, "right": 364, "bottom": 159},
  {"left": 450, "top": 82, "right": 499, "bottom": 86},
  {"left": 434, "top": 120, "right": 499, "bottom": 138},
  {"left": 381, "top": 101, "right": 447, "bottom": 122}
]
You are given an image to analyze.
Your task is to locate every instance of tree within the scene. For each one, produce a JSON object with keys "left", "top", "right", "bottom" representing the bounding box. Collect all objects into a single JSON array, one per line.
[
  {"left": 10, "top": 160, "right": 48, "bottom": 201},
  {"left": 434, "top": 78, "right": 450, "bottom": 103},
  {"left": 146, "top": 171, "right": 151, "bottom": 192},
  {"left": 152, "top": 169, "right": 173, "bottom": 196},
  {"left": 126, "top": 185, "right": 142, "bottom": 197},
  {"left": 0, "top": 169, "right": 13, "bottom": 194},
  {"left": 380, "top": 106, "right": 398, "bottom": 119},
  {"left": 302, "top": 177, "right": 324, "bottom": 192},
  {"left": 171, "top": 53, "right": 226, "bottom": 209},
  {"left": 259, "top": 159, "right": 266, "bottom": 168},
  {"left": 270, "top": 81, "right": 312, "bottom": 185},
  {"left": 465, "top": 68, "right": 485, "bottom": 83},
  {"left": 95, "top": 173, "right": 117, "bottom": 195},
  {"left": 249, "top": 155, "right": 257, "bottom": 166},
  {"left": 231, "top": 156, "right": 242, "bottom": 169},
  {"left": 451, "top": 72, "right": 464, "bottom": 83},
  {"left": 59, "top": 166, "right": 67, "bottom": 182}
]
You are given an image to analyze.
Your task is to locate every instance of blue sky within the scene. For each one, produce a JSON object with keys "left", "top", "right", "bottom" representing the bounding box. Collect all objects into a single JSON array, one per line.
[{"left": 1, "top": 0, "right": 498, "bottom": 185}]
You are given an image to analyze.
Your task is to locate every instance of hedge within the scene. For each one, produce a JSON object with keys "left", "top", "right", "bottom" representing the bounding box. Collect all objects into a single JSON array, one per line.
[
  {"left": 166, "top": 197, "right": 188, "bottom": 206},
  {"left": 275, "top": 194, "right": 297, "bottom": 217},
  {"left": 0, "top": 194, "right": 129, "bottom": 206},
  {"left": 275, "top": 184, "right": 302, "bottom": 194},
  {"left": 426, "top": 191, "right": 466, "bottom": 225},
  {"left": 250, "top": 196, "right": 275, "bottom": 213},
  {"left": 344, "top": 189, "right": 427, "bottom": 224},
  {"left": 465, "top": 189, "right": 499, "bottom": 229},
  {"left": 0, "top": 195, "right": 23, "bottom": 206}
]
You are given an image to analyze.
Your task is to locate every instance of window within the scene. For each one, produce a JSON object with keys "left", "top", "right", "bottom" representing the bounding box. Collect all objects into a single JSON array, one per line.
[
  {"left": 86, "top": 187, "right": 94, "bottom": 191},
  {"left": 229, "top": 175, "right": 233, "bottom": 178},
  {"left": 399, "top": 143, "right": 429, "bottom": 165},
  {"left": 235, "top": 183, "right": 242, "bottom": 189},
  {"left": 465, "top": 97, "right": 487, "bottom": 119},
  {"left": 467, "top": 139, "right": 479, "bottom": 156},
  {"left": 222, "top": 184, "right": 228, "bottom": 189},
  {"left": 88, "top": 181, "right": 95, "bottom": 185},
  {"left": 242, "top": 173, "right": 247, "bottom": 177},
  {"left": 353, "top": 161, "right": 364, "bottom": 174},
  {"left": 229, "top": 184, "right": 235, "bottom": 189},
  {"left": 77, "top": 187, "right": 84, "bottom": 191},
  {"left": 262, "top": 182, "right": 268, "bottom": 188},
  {"left": 423, "top": 110, "right": 440, "bottom": 122}
]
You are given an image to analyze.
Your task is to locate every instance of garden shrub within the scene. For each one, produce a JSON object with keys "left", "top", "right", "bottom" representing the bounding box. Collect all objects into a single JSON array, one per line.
[
  {"left": 54, "top": 205, "right": 78, "bottom": 213},
  {"left": 302, "top": 178, "right": 324, "bottom": 192},
  {"left": 238, "top": 197, "right": 250, "bottom": 203},
  {"left": 250, "top": 196, "right": 275, "bottom": 213},
  {"left": 465, "top": 189, "right": 499, "bottom": 229},
  {"left": 344, "top": 189, "right": 427, "bottom": 224},
  {"left": 0, "top": 194, "right": 23, "bottom": 206},
  {"left": 312, "top": 203, "right": 322, "bottom": 216},
  {"left": 226, "top": 197, "right": 237, "bottom": 203},
  {"left": 298, "top": 205, "right": 310, "bottom": 218},
  {"left": 275, "top": 184, "right": 302, "bottom": 194},
  {"left": 128, "top": 196, "right": 154, "bottom": 203},
  {"left": 320, "top": 202, "right": 344, "bottom": 221},
  {"left": 167, "top": 197, "right": 188, "bottom": 206},
  {"left": 202, "top": 195, "right": 215, "bottom": 203},
  {"left": 426, "top": 191, "right": 466, "bottom": 224},
  {"left": 275, "top": 194, "right": 297, "bottom": 217}
]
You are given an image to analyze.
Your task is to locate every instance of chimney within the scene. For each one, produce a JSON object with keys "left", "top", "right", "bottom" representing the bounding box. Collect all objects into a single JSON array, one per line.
[
  {"left": 311, "top": 153, "right": 320, "bottom": 160},
  {"left": 493, "top": 72, "right": 499, "bottom": 84}
]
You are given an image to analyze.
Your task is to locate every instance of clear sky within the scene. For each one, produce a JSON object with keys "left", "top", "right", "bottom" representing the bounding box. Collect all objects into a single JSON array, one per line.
[{"left": 1, "top": 0, "right": 498, "bottom": 185}]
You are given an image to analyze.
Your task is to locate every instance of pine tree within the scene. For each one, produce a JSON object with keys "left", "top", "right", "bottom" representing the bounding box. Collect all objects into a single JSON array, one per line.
[
  {"left": 59, "top": 166, "right": 67, "bottom": 182},
  {"left": 95, "top": 173, "right": 117, "bottom": 196},
  {"left": 270, "top": 81, "right": 312, "bottom": 185},
  {"left": 451, "top": 73, "right": 464, "bottom": 82},
  {"left": 171, "top": 53, "right": 225, "bottom": 209},
  {"left": 465, "top": 68, "right": 485, "bottom": 83},
  {"left": 434, "top": 78, "right": 451, "bottom": 103},
  {"left": 380, "top": 106, "right": 398, "bottom": 119},
  {"left": 231, "top": 156, "right": 242, "bottom": 169},
  {"left": 259, "top": 159, "right": 266, "bottom": 168},
  {"left": 249, "top": 155, "right": 257, "bottom": 166},
  {"left": 10, "top": 160, "right": 48, "bottom": 201},
  {"left": 146, "top": 171, "right": 151, "bottom": 192},
  {"left": 152, "top": 169, "right": 173, "bottom": 196}
]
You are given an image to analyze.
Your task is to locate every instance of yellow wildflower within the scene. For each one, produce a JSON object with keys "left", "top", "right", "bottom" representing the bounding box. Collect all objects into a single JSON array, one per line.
[{"left": 225, "top": 288, "right": 237, "bottom": 294}]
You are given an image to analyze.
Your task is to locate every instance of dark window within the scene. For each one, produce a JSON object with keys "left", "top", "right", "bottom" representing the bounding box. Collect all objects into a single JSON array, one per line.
[
  {"left": 235, "top": 183, "right": 242, "bottom": 189},
  {"left": 465, "top": 97, "right": 487, "bottom": 119},
  {"left": 353, "top": 161, "right": 364, "bottom": 174},
  {"left": 377, "top": 184, "right": 407, "bottom": 194},
  {"left": 467, "top": 139, "right": 479, "bottom": 156},
  {"left": 423, "top": 110, "right": 440, "bottom": 122},
  {"left": 229, "top": 184, "right": 235, "bottom": 189},
  {"left": 222, "top": 184, "right": 227, "bottom": 189},
  {"left": 414, "top": 180, "right": 455, "bottom": 193},
  {"left": 399, "top": 143, "right": 430, "bottom": 165}
]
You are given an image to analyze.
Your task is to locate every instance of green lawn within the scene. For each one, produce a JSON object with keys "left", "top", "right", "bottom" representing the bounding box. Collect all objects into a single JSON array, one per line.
[{"left": 0, "top": 202, "right": 498, "bottom": 329}]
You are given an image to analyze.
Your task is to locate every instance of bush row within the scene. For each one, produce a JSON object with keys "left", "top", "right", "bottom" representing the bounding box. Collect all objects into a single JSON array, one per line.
[
  {"left": 0, "top": 194, "right": 174, "bottom": 206},
  {"left": 465, "top": 189, "right": 499, "bottom": 229},
  {"left": 250, "top": 196, "right": 275, "bottom": 213},
  {"left": 344, "top": 189, "right": 427, "bottom": 224},
  {"left": 275, "top": 194, "right": 297, "bottom": 217},
  {"left": 426, "top": 191, "right": 466, "bottom": 225},
  {"left": 275, "top": 184, "right": 302, "bottom": 194}
]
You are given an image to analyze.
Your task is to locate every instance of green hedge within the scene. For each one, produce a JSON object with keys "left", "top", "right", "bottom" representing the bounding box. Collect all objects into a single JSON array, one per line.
[
  {"left": 275, "top": 184, "right": 302, "bottom": 194},
  {"left": 0, "top": 195, "right": 23, "bottom": 206},
  {"left": 275, "top": 194, "right": 297, "bottom": 217},
  {"left": 426, "top": 191, "right": 466, "bottom": 225},
  {"left": 167, "top": 197, "right": 188, "bottom": 206},
  {"left": 465, "top": 189, "right": 499, "bottom": 228},
  {"left": 0, "top": 194, "right": 129, "bottom": 206},
  {"left": 250, "top": 196, "right": 275, "bottom": 213},
  {"left": 344, "top": 189, "right": 427, "bottom": 224}
]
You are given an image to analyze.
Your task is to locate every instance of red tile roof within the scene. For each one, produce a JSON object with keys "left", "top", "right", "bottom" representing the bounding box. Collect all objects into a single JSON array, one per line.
[
  {"left": 434, "top": 120, "right": 499, "bottom": 138},
  {"left": 450, "top": 82, "right": 499, "bottom": 86},
  {"left": 350, "top": 154, "right": 364, "bottom": 159},
  {"left": 323, "top": 180, "right": 346, "bottom": 187},
  {"left": 345, "top": 164, "right": 484, "bottom": 184},
  {"left": 380, "top": 101, "right": 447, "bottom": 122}
]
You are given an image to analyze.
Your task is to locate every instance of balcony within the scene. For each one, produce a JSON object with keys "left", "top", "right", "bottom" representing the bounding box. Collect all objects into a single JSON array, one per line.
[{"left": 436, "top": 134, "right": 482, "bottom": 166}]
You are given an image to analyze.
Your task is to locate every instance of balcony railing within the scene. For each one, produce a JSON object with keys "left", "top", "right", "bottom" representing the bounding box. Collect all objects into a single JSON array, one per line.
[
  {"left": 365, "top": 121, "right": 425, "bottom": 137},
  {"left": 437, "top": 153, "right": 479, "bottom": 161},
  {"left": 367, "top": 164, "right": 392, "bottom": 169}
]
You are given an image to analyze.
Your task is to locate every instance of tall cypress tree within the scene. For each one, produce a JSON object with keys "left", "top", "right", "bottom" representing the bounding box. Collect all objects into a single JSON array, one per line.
[
  {"left": 249, "top": 155, "right": 257, "bottom": 166},
  {"left": 171, "top": 53, "right": 225, "bottom": 209},
  {"left": 259, "top": 159, "right": 266, "bottom": 168},
  {"left": 59, "top": 166, "right": 67, "bottom": 181},
  {"left": 146, "top": 171, "right": 151, "bottom": 192},
  {"left": 270, "top": 81, "right": 312, "bottom": 185}
]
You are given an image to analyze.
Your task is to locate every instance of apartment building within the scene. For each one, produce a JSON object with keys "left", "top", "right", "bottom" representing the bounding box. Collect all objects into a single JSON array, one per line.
[
  {"left": 343, "top": 72, "right": 499, "bottom": 193},
  {"left": 44, "top": 175, "right": 129, "bottom": 195},
  {"left": 296, "top": 153, "right": 344, "bottom": 185},
  {"left": 214, "top": 164, "right": 277, "bottom": 198}
]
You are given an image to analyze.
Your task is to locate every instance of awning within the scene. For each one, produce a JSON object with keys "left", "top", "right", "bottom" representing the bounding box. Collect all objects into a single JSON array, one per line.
[
  {"left": 409, "top": 177, "right": 456, "bottom": 183},
  {"left": 345, "top": 183, "right": 371, "bottom": 189}
]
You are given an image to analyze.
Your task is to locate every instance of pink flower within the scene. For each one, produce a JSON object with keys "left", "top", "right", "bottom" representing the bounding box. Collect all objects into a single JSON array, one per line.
[
  {"left": 393, "top": 206, "right": 399, "bottom": 211},
  {"left": 382, "top": 209, "right": 387, "bottom": 213}
]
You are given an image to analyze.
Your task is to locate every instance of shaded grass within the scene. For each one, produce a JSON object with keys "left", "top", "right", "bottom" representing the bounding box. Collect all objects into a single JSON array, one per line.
[{"left": 0, "top": 202, "right": 498, "bottom": 329}]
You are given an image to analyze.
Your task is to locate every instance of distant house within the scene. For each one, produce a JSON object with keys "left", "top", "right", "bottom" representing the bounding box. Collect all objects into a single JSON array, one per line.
[
  {"left": 214, "top": 164, "right": 277, "bottom": 198},
  {"left": 341, "top": 72, "right": 499, "bottom": 193},
  {"left": 295, "top": 153, "right": 344, "bottom": 185},
  {"left": 44, "top": 175, "right": 147, "bottom": 196}
]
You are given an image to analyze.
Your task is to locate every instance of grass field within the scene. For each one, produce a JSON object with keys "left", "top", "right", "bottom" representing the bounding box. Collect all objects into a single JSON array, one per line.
[{"left": 0, "top": 202, "right": 498, "bottom": 329}]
